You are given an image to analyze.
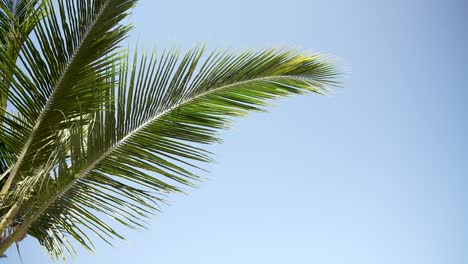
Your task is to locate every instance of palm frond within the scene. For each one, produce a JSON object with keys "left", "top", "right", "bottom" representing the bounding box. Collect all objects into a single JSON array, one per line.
[
  {"left": 0, "top": 0, "right": 136, "bottom": 200},
  {"left": 0, "top": 1, "right": 342, "bottom": 260},
  {"left": 0, "top": 1, "right": 43, "bottom": 174},
  {"left": 0, "top": 0, "right": 43, "bottom": 109},
  {"left": 18, "top": 46, "right": 340, "bottom": 259}
]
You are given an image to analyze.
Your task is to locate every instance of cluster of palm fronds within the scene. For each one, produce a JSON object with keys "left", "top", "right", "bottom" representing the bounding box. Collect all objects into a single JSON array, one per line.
[{"left": 0, "top": 0, "right": 340, "bottom": 260}]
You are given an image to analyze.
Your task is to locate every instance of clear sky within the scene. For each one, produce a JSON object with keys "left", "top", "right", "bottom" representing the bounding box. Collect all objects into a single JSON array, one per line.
[{"left": 8, "top": 0, "right": 468, "bottom": 263}]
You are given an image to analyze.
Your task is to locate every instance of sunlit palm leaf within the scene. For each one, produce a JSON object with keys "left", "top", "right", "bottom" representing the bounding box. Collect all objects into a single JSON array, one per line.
[
  {"left": 19, "top": 46, "right": 340, "bottom": 259},
  {"left": 0, "top": 0, "right": 342, "bottom": 261}
]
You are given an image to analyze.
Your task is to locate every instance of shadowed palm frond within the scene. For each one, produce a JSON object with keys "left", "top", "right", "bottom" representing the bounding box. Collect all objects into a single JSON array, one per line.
[
  {"left": 0, "top": 0, "right": 136, "bottom": 202},
  {"left": 0, "top": 0, "right": 137, "bottom": 257},
  {"left": 0, "top": 0, "right": 43, "bottom": 176}
]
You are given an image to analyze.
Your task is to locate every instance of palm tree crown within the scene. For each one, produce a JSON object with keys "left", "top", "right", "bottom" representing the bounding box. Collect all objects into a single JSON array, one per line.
[{"left": 0, "top": 0, "right": 340, "bottom": 260}]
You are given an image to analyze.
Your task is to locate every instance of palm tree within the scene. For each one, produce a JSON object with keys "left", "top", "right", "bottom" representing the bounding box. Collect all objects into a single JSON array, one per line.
[{"left": 0, "top": 0, "right": 340, "bottom": 260}]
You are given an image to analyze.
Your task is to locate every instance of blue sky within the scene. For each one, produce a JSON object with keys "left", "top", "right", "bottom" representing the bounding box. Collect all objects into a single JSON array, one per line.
[{"left": 9, "top": 0, "right": 468, "bottom": 263}]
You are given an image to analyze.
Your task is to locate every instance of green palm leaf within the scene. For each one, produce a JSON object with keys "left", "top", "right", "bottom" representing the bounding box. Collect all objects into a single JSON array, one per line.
[
  {"left": 0, "top": 0, "right": 342, "bottom": 261},
  {"left": 0, "top": 0, "right": 43, "bottom": 107},
  {"left": 0, "top": 0, "right": 136, "bottom": 201},
  {"left": 14, "top": 46, "right": 339, "bottom": 259}
]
